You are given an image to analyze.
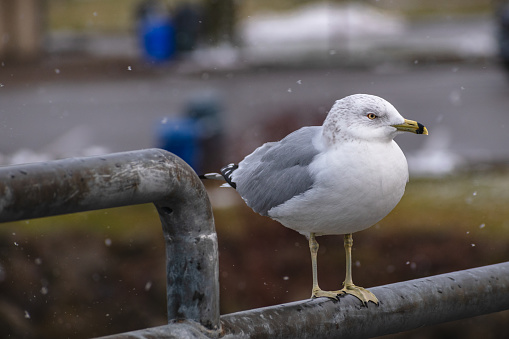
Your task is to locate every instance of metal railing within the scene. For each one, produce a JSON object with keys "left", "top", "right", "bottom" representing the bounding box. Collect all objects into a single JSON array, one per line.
[
  {"left": 1, "top": 149, "right": 508, "bottom": 338},
  {"left": 0, "top": 149, "right": 219, "bottom": 335}
]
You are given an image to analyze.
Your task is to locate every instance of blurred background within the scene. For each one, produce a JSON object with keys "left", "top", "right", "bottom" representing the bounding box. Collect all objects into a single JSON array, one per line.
[{"left": 1, "top": 0, "right": 509, "bottom": 338}]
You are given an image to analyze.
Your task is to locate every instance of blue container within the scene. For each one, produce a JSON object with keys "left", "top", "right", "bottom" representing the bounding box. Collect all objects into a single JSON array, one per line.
[
  {"left": 156, "top": 118, "right": 200, "bottom": 171},
  {"left": 140, "top": 16, "right": 175, "bottom": 62}
]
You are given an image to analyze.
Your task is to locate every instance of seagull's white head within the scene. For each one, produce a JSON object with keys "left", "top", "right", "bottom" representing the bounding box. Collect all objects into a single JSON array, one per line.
[{"left": 322, "top": 94, "right": 427, "bottom": 145}]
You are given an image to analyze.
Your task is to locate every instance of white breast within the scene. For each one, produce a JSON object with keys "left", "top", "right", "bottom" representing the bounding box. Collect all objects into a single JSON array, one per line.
[{"left": 268, "top": 140, "right": 408, "bottom": 236}]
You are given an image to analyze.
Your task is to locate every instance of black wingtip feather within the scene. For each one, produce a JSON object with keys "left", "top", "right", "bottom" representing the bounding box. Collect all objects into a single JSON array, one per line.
[{"left": 220, "top": 163, "right": 238, "bottom": 189}]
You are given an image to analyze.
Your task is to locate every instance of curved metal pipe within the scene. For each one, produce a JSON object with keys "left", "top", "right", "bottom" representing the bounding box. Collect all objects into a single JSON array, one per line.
[{"left": 0, "top": 149, "right": 220, "bottom": 332}]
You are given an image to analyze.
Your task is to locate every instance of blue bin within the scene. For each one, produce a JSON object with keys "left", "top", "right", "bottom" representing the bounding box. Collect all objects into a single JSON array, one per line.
[
  {"left": 156, "top": 118, "right": 200, "bottom": 171},
  {"left": 140, "top": 16, "right": 175, "bottom": 62}
]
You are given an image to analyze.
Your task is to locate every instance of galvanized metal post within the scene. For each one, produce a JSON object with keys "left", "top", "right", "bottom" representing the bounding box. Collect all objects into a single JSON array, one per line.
[{"left": 0, "top": 149, "right": 220, "bottom": 333}]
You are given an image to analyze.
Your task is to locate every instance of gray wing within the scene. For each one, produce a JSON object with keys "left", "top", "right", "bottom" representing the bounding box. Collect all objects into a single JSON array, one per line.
[{"left": 232, "top": 126, "right": 321, "bottom": 216}]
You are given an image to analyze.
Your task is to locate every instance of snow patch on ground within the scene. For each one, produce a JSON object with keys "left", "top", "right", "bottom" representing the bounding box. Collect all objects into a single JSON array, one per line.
[
  {"left": 243, "top": 2, "right": 405, "bottom": 44},
  {"left": 240, "top": 2, "right": 406, "bottom": 63}
]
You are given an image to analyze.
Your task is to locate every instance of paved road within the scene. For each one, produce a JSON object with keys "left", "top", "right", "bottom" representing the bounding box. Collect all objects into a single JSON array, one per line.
[{"left": 1, "top": 60, "right": 508, "bottom": 169}]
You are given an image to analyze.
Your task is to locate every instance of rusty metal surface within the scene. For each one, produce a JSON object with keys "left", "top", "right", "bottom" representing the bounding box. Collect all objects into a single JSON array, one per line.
[
  {"left": 0, "top": 149, "right": 220, "bottom": 333},
  {"left": 220, "top": 261, "right": 509, "bottom": 338}
]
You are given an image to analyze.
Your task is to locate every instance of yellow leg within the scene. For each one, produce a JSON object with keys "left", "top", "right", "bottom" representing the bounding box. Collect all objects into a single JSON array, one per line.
[
  {"left": 309, "top": 233, "right": 339, "bottom": 300},
  {"left": 309, "top": 233, "right": 378, "bottom": 305},
  {"left": 338, "top": 233, "right": 379, "bottom": 306}
]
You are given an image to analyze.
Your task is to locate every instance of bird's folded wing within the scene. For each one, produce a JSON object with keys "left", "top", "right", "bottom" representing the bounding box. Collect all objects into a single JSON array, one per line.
[{"left": 233, "top": 126, "right": 321, "bottom": 216}]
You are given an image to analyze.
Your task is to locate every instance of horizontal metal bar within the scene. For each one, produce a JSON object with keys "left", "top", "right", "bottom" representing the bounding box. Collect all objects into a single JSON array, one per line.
[
  {"left": 0, "top": 149, "right": 220, "bottom": 332},
  {"left": 96, "top": 320, "right": 214, "bottom": 339},
  {"left": 97, "top": 262, "right": 509, "bottom": 338},
  {"left": 0, "top": 149, "right": 201, "bottom": 221},
  {"left": 220, "top": 261, "right": 509, "bottom": 338}
]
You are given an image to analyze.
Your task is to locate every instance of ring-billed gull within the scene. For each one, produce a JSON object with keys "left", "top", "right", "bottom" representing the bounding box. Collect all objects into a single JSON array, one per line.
[{"left": 204, "top": 94, "right": 428, "bottom": 305}]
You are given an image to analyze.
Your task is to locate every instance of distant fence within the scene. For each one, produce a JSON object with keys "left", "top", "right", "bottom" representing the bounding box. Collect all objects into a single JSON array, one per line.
[{"left": 0, "top": 149, "right": 508, "bottom": 338}]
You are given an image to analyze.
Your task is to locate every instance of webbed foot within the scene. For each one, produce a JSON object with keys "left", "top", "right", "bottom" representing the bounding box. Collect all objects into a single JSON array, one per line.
[
  {"left": 338, "top": 283, "right": 379, "bottom": 306},
  {"left": 311, "top": 287, "right": 341, "bottom": 300}
]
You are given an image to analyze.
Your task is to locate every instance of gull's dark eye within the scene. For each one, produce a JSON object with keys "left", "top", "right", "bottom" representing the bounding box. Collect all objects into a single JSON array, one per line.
[{"left": 367, "top": 113, "right": 377, "bottom": 120}]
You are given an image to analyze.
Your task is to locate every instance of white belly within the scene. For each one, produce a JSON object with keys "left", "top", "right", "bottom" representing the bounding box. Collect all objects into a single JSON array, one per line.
[{"left": 268, "top": 141, "right": 408, "bottom": 236}]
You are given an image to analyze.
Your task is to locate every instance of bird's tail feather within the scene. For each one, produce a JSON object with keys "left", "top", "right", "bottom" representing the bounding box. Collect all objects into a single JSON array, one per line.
[
  {"left": 220, "top": 163, "right": 238, "bottom": 189},
  {"left": 199, "top": 163, "right": 238, "bottom": 189},
  {"left": 199, "top": 173, "right": 225, "bottom": 180}
]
